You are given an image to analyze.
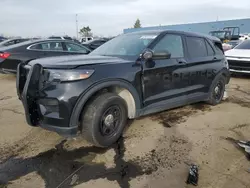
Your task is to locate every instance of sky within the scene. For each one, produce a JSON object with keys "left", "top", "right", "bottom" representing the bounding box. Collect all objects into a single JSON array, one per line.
[{"left": 1, "top": 0, "right": 250, "bottom": 38}]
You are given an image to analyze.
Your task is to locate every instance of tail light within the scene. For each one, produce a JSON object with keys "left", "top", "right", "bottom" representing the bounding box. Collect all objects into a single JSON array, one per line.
[{"left": 0, "top": 52, "right": 10, "bottom": 59}]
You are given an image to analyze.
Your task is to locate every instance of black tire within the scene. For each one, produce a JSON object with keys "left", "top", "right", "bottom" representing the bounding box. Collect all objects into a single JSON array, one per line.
[
  {"left": 207, "top": 75, "right": 226, "bottom": 105},
  {"left": 81, "top": 93, "right": 128, "bottom": 147}
]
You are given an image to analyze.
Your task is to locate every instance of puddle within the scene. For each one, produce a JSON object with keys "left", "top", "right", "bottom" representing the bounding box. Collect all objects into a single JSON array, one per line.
[{"left": 151, "top": 103, "right": 211, "bottom": 128}]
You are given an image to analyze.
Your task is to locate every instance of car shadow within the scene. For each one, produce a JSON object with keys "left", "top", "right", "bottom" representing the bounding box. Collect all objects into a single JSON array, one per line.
[{"left": 0, "top": 137, "right": 151, "bottom": 188}]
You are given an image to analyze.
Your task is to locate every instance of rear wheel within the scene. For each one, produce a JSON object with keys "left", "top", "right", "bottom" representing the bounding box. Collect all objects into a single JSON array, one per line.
[
  {"left": 207, "top": 76, "right": 226, "bottom": 105},
  {"left": 81, "top": 93, "right": 128, "bottom": 147}
]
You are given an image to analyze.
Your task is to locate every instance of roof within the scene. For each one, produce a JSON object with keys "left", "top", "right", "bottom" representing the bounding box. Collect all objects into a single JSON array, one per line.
[
  {"left": 125, "top": 29, "right": 221, "bottom": 42},
  {"left": 0, "top": 39, "right": 75, "bottom": 51}
]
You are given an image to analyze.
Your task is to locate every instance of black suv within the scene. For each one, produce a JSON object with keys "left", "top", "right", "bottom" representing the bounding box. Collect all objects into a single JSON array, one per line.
[{"left": 17, "top": 30, "right": 230, "bottom": 147}]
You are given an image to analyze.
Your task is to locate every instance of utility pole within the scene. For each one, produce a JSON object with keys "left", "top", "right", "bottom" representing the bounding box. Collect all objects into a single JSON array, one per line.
[{"left": 76, "top": 14, "right": 79, "bottom": 39}]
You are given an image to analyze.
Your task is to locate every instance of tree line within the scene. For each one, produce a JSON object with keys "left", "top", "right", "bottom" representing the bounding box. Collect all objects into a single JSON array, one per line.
[{"left": 79, "top": 19, "right": 142, "bottom": 38}]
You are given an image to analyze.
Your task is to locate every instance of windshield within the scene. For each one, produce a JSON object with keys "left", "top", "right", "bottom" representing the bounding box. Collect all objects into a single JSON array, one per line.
[
  {"left": 210, "top": 31, "right": 228, "bottom": 39},
  {"left": 226, "top": 41, "right": 239, "bottom": 48},
  {"left": 90, "top": 33, "right": 158, "bottom": 56},
  {"left": 234, "top": 40, "right": 250, "bottom": 49}
]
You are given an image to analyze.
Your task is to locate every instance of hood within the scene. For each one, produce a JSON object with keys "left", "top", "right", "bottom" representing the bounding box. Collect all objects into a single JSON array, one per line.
[
  {"left": 28, "top": 55, "right": 133, "bottom": 69},
  {"left": 225, "top": 49, "right": 250, "bottom": 58}
]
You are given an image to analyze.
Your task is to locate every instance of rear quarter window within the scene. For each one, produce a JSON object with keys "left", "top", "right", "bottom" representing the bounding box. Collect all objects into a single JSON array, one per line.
[
  {"left": 214, "top": 42, "right": 224, "bottom": 55},
  {"left": 205, "top": 40, "right": 215, "bottom": 56}
]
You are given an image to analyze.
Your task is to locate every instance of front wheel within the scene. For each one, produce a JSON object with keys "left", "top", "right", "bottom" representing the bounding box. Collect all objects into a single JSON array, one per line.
[
  {"left": 81, "top": 93, "right": 128, "bottom": 147},
  {"left": 207, "top": 76, "right": 226, "bottom": 105}
]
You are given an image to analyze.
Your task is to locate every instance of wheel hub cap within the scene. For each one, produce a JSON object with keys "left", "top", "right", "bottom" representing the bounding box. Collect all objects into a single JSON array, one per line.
[
  {"left": 215, "top": 86, "right": 220, "bottom": 94},
  {"left": 104, "top": 114, "right": 114, "bottom": 127}
]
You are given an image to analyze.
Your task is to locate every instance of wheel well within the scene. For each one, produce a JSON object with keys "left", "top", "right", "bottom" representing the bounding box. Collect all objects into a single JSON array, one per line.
[{"left": 80, "top": 86, "right": 137, "bottom": 122}]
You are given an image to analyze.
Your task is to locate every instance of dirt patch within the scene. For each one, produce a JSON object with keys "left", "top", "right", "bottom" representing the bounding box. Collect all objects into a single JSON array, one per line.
[
  {"left": 191, "top": 102, "right": 211, "bottom": 112},
  {"left": 1, "top": 108, "right": 24, "bottom": 115},
  {"left": 0, "top": 184, "right": 7, "bottom": 188},
  {"left": 134, "top": 135, "right": 190, "bottom": 172},
  {"left": 0, "top": 134, "right": 190, "bottom": 188},
  {"left": 0, "top": 74, "right": 16, "bottom": 81},
  {"left": 0, "top": 96, "right": 12, "bottom": 101},
  {"left": 227, "top": 96, "right": 250, "bottom": 108},
  {"left": 230, "top": 124, "right": 250, "bottom": 130}
]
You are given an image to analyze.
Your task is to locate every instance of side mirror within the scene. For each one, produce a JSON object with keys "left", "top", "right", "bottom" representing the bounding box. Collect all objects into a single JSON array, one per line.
[
  {"left": 153, "top": 51, "right": 171, "bottom": 59},
  {"left": 142, "top": 50, "right": 171, "bottom": 60},
  {"left": 142, "top": 50, "right": 153, "bottom": 60}
]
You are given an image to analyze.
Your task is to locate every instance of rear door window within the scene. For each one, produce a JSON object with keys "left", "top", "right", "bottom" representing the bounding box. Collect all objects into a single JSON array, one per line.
[
  {"left": 5, "top": 40, "right": 16, "bottom": 46},
  {"left": 65, "top": 42, "right": 88, "bottom": 53},
  {"left": 29, "top": 42, "right": 63, "bottom": 51},
  {"left": 214, "top": 42, "right": 224, "bottom": 55},
  {"left": 186, "top": 37, "right": 207, "bottom": 58}
]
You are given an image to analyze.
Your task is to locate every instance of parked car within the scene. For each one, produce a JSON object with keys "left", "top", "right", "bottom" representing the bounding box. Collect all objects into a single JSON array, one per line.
[
  {"left": 49, "top": 36, "right": 81, "bottom": 44},
  {"left": 82, "top": 38, "right": 111, "bottom": 50},
  {"left": 80, "top": 37, "right": 93, "bottom": 43},
  {"left": 16, "top": 30, "right": 230, "bottom": 147},
  {"left": 0, "top": 38, "right": 30, "bottom": 47},
  {"left": 0, "top": 39, "right": 91, "bottom": 73},
  {"left": 225, "top": 39, "right": 250, "bottom": 74},
  {"left": 209, "top": 30, "right": 231, "bottom": 43},
  {"left": 49, "top": 36, "right": 73, "bottom": 40},
  {"left": 222, "top": 40, "right": 241, "bottom": 51},
  {"left": 0, "top": 36, "right": 7, "bottom": 42}
]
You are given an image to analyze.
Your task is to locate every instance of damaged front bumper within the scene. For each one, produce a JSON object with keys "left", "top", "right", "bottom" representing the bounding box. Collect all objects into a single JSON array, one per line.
[{"left": 16, "top": 63, "right": 78, "bottom": 137}]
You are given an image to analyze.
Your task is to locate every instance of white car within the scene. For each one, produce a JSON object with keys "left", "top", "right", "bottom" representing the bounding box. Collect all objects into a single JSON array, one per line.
[{"left": 225, "top": 40, "right": 250, "bottom": 74}]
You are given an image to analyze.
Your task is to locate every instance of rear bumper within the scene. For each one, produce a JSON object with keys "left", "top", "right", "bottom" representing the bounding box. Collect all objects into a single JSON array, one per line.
[{"left": 230, "top": 69, "right": 250, "bottom": 74}]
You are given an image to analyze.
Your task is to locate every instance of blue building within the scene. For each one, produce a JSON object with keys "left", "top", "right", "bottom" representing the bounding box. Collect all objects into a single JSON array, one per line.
[{"left": 124, "top": 18, "right": 250, "bottom": 35}]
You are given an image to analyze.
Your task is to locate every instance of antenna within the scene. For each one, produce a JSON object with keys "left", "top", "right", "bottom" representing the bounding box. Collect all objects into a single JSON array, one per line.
[{"left": 76, "top": 14, "right": 79, "bottom": 39}]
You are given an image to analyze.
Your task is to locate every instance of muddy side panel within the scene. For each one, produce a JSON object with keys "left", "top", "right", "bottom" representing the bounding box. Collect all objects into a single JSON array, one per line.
[{"left": 22, "top": 64, "right": 43, "bottom": 126}]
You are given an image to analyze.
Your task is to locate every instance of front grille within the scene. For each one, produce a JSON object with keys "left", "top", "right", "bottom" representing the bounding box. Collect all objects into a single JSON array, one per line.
[
  {"left": 228, "top": 60, "right": 250, "bottom": 71},
  {"left": 228, "top": 60, "right": 250, "bottom": 67}
]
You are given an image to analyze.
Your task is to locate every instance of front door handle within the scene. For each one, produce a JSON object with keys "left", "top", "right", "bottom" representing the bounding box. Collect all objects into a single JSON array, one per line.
[{"left": 178, "top": 60, "right": 187, "bottom": 65}]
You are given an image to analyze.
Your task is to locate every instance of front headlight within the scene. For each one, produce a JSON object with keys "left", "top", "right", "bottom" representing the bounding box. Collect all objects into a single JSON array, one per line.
[{"left": 48, "top": 69, "right": 94, "bottom": 82}]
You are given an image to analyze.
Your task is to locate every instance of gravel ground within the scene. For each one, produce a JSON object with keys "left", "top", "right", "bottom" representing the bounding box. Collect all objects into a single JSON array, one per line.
[{"left": 0, "top": 74, "right": 250, "bottom": 188}]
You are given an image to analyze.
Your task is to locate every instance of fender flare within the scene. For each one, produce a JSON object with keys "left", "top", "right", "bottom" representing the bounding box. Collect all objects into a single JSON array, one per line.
[
  {"left": 209, "top": 68, "right": 230, "bottom": 94},
  {"left": 218, "top": 68, "right": 230, "bottom": 84},
  {"left": 69, "top": 79, "right": 142, "bottom": 127}
]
